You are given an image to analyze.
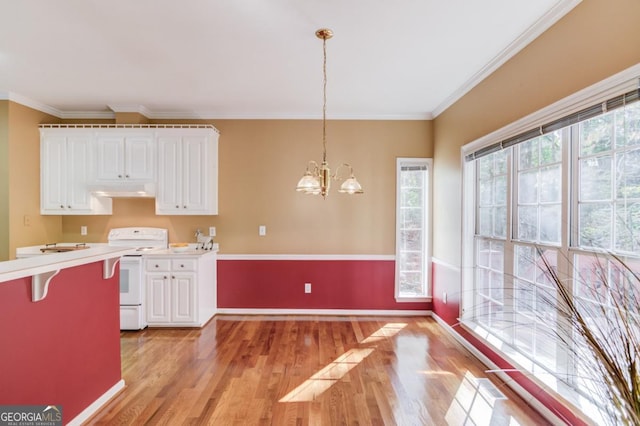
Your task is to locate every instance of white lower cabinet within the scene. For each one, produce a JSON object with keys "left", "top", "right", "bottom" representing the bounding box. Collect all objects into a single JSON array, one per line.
[{"left": 145, "top": 252, "right": 216, "bottom": 327}]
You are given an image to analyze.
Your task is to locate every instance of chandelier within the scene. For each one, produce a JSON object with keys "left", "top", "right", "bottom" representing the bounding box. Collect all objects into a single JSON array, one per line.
[{"left": 296, "top": 28, "right": 363, "bottom": 198}]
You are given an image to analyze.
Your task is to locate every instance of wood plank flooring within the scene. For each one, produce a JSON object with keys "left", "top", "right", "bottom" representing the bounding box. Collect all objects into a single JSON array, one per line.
[{"left": 87, "top": 316, "right": 550, "bottom": 425}]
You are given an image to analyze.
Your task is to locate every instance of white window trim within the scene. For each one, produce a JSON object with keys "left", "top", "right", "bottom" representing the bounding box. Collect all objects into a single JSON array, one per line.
[
  {"left": 395, "top": 157, "right": 433, "bottom": 302},
  {"left": 460, "top": 63, "right": 640, "bottom": 421},
  {"left": 461, "top": 62, "right": 640, "bottom": 319}
]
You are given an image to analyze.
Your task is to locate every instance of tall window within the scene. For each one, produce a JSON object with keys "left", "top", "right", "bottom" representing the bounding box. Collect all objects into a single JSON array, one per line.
[
  {"left": 395, "top": 158, "right": 432, "bottom": 300},
  {"left": 577, "top": 102, "right": 640, "bottom": 252},
  {"left": 462, "top": 78, "right": 640, "bottom": 422}
]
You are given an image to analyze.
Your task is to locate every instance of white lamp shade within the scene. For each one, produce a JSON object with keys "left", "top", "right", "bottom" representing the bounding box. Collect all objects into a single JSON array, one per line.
[
  {"left": 296, "top": 173, "right": 321, "bottom": 194},
  {"left": 338, "top": 177, "right": 363, "bottom": 194}
]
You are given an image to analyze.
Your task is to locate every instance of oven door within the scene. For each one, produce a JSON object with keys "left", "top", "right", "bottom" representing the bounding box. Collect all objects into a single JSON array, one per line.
[{"left": 119, "top": 256, "right": 143, "bottom": 305}]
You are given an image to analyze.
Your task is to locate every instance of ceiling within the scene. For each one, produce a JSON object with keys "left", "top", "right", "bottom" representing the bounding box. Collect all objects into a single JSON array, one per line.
[{"left": 0, "top": 0, "right": 579, "bottom": 120}]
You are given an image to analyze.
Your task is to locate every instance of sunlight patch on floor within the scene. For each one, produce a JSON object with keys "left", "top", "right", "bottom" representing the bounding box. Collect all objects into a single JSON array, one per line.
[
  {"left": 360, "top": 322, "right": 407, "bottom": 344},
  {"left": 418, "top": 370, "right": 456, "bottom": 377},
  {"left": 445, "top": 371, "right": 514, "bottom": 426},
  {"left": 281, "top": 322, "right": 407, "bottom": 402},
  {"left": 279, "top": 348, "right": 375, "bottom": 402}
]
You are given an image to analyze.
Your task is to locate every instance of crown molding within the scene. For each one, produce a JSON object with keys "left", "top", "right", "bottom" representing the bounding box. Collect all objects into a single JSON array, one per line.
[
  {"left": 107, "top": 104, "right": 153, "bottom": 117},
  {"left": 432, "top": 0, "right": 582, "bottom": 118},
  {"left": 58, "top": 110, "right": 116, "bottom": 119},
  {"left": 1, "top": 94, "right": 431, "bottom": 121},
  {"left": 0, "top": 92, "right": 116, "bottom": 119},
  {"left": 0, "top": 91, "right": 64, "bottom": 118}
]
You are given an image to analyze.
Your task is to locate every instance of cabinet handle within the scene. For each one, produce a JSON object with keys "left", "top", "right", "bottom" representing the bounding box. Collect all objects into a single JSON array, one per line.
[
  {"left": 183, "top": 205, "right": 187, "bottom": 209},
  {"left": 163, "top": 275, "right": 167, "bottom": 279},
  {"left": 155, "top": 264, "right": 159, "bottom": 268},
  {"left": 125, "top": 174, "right": 130, "bottom": 178},
  {"left": 180, "top": 264, "right": 184, "bottom": 268},
  {"left": 67, "top": 205, "right": 71, "bottom": 209},
  {"left": 175, "top": 205, "right": 179, "bottom": 208},
  {"left": 60, "top": 205, "right": 64, "bottom": 209},
  {"left": 172, "top": 275, "right": 175, "bottom": 279},
  {"left": 118, "top": 174, "right": 123, "bottom": 178}
]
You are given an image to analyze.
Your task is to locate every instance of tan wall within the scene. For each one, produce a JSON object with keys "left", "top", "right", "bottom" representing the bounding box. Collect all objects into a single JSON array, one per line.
[
  {"left": 59, "top": 119, "right": 433, "bottom": 254},
  {"left": 432, "top": 0, "right": 640, "bottom": 265},
  {"left": 0, "top": 102, "right": 8, "bottom": 260},
  {"left": 7, "top": 103, "right": 61, "bottom": 258}
]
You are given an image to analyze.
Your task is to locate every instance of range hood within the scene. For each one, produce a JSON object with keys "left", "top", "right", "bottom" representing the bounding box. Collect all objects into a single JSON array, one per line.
[{"left": 89, "top": 183, "right": 156, "bottom": 198}]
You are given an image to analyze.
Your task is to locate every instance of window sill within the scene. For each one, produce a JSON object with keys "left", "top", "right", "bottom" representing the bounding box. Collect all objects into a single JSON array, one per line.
[
  {"left": 458, "top": 319, "right": 607, "bottom": 425},
  {"left": 395, "top": 296, "right": 432, "bottom": 303}
]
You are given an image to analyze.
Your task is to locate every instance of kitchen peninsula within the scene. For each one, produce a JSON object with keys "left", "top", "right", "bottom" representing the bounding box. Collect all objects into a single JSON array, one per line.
[{"left": 0, "top": 246, "right": 132, "bottom": 425}]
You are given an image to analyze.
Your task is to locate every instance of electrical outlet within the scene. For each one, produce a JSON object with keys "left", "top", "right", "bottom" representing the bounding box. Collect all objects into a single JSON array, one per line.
[
  {"left": 209, "top": 226, "right": 216, "bottom": 237},
  {"left": 305, "top": 283, "right": 312, "bottom": 293},
  {"left": 259, "top": 225, "right": 266, "bottom": 236},
  {"left": 443, "top": 291, "right": 447, "bottom": 304},
  {"left": 23, "top": 215, "right": 31, "bottom": 226},
  {"left": 81, "top": 226, "right": 87, "bottom": 236}
]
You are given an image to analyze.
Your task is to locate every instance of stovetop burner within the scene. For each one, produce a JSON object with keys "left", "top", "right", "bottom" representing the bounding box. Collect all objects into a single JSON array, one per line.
[{"left": 40, "top": 243, "right": 89, "bottom": 253}]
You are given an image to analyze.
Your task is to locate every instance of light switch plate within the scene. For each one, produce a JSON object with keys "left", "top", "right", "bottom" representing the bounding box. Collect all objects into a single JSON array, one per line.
[
  {"left": 259, "top": 225, "right": 266, "bottom": 236},
  {"left": 209, "top": 226, "right": 216, "bottom": 237}
]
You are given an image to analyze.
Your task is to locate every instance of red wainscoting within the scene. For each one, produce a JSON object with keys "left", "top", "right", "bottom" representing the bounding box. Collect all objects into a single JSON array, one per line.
[
  {"left": 431, "top": 259, "right": 587, "bottom": 426},
  {"left": 217, "top": 258, "right": 431, "bottom": 312},
  {"left": 0, "top": 261, "right": 121, "bottom": 424}
]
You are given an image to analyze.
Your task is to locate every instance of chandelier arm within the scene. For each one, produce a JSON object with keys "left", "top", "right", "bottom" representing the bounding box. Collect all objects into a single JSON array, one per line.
[{"left": 333, "top": 163, "right": 354, "bottom": 180}]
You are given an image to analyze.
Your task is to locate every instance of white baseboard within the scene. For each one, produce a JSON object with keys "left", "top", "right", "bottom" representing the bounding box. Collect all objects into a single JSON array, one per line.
[
  {"left": 216, "top": 308, "right": 431, "bottom": 317},
  {"left": 430, "top": 314, "right": 567, "bottom": 426},
  {"left": 67, "top": 379, "right": 125, "bottom": 426}
]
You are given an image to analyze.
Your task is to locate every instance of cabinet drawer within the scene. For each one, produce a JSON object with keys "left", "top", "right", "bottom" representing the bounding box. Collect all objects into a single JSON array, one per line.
[
  {"left": 171, "top": 259, "right": 197, "bottom": 271},
  {"left": 146, "top": 259, "right": 171, "bottom": 272}
]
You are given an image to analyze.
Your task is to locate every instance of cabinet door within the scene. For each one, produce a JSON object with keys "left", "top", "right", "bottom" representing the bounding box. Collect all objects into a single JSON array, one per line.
[
  {"left": 95, "top": 134, "right": 126, "bottom": 181},
  {"left": 41, "top": 132, "right": 94, "bottom": 213},
  {"left": 146, "top": 273, "right": 171, "bottom": 323},
  {"left": 41, "top": 136, "right": 68, "bottom": 211},
  {"left": 181, "top": 136, "right": 209, "bottom": 212},
  {"left": 171, "top": 274, "right": 196, "bottom": 323},
  {"left": 156, "top": 136, "right": 182, "bottom": 213},
  {"left": 66, "top": 136, "right": 92, "bottom": 209},
  {"left": 125, "top": 134, "right": 155, "bottom": 181}
]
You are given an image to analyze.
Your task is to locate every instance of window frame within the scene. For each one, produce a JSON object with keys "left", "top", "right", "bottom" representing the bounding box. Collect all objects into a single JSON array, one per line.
[
  {"left": 395, "top": 157, "right": 433, "bottom": 302},
  {"left": 460, "top": 64, "right": 640, "bottom": 421}
]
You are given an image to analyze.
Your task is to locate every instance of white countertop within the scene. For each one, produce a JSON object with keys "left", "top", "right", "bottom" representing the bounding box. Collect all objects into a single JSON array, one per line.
[
  {"left": 1, "top": 246, "right": 133, "bottom": 284},
  {"left": 16, "top": 243, "right": 110, "bottom": 257},
  {"left": 143, "top": 243, "right": 219, "bottom": 256}
]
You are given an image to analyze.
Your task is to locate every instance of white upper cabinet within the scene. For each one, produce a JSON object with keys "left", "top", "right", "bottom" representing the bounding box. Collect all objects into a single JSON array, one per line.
[
  {"left": 40, "top": 128, "right": 112, "bottom": 215},
  {"left": 94, "top": 130, "right": 155, "bottom": 182},
  {"left": 156, "top": 128, "right": 218, "bottom": 215},
  {"left": 39, "top": 125, "right": 218, "bottom": 216}
]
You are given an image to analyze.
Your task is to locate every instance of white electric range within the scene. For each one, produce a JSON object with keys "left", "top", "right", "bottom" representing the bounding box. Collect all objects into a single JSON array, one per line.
[{"left": 108, "top": 227, "right": 168, "bottom": 330}]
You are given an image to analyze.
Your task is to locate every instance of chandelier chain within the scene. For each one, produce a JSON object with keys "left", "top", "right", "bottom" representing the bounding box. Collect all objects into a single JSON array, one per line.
[
  {"left": 295, "top": 28, "right": 363, "bottom": 197},
  {"left": 322, "top": 35, "right": 328, "bottom": 163}
]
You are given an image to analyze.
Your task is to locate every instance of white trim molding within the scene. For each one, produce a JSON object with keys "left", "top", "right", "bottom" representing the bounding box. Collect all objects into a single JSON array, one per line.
[
  {"left": 216, "top": 309, "right": 431, "bottom": 317},
  {"left": 462, "top": 62, "right": 640, "bottom": 157},
  {"left": 431, "top": 257, "right": 461, "bottom": 273},
  {"left": 431, "top": 314, "right": 568, "bottom": 426},
  {"left": 217, "top": 254, "right": 395, "bottom": 261},
  {"left": 433, "top": 0, "right": 583, "bottom": 117},
  {"left": 67, "top": 379, "right": 125, "bottom": 426}
]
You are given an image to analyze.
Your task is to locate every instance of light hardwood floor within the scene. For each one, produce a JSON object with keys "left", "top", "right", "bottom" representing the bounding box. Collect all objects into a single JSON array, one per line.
[{"left": 88, "top": 315, "right": 550, "bottom": 425}]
